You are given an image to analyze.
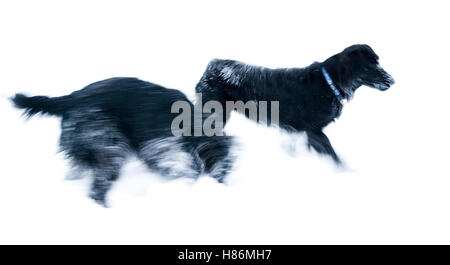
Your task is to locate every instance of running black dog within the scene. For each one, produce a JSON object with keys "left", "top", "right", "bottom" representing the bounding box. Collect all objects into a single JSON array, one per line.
[
  {"left": 195, "top": 44, "right": 395, "bottom": 163},
  {"left": 12, "top": 78, "right": 234, "bottom": 206}
]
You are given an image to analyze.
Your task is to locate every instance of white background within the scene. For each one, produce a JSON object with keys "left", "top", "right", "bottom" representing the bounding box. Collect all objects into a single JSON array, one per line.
[{"left": 0, "top": 0, "right": 449, "bottom": 244}]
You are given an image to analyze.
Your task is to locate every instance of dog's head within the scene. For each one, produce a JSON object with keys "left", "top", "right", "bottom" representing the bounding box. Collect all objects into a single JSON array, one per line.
[{"left": 340, "top": 44, "right": 395, "bottom": 91}]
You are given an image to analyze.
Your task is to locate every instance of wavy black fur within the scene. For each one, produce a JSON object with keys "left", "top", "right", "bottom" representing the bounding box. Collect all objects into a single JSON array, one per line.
[{"left": 12, "top": 78, "right": 234, "bottom": 206}]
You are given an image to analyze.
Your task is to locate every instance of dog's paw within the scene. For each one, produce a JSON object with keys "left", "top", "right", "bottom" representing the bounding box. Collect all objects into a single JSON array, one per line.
[{"left": 89, "top": 192, "right": 109, "bottom": 208}]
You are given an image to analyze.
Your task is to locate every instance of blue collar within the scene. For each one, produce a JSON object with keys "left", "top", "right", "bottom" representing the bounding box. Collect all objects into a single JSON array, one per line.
[{"left": 321, "top": 66, "right": 345, "bottom": 104}]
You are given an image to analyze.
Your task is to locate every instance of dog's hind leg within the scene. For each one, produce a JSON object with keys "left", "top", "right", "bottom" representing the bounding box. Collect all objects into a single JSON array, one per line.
[
  {"left": 60, "top": 109, "right": 129, "bottom": 206},
  {"left": 89, "top": 163, "right": 122, "bottom": 207},
  {"left": 306, "top": 130, "right": 341, "bottom": 164},
  {"left": 86, "top": 135, "right": 128, "bottom": 206}
]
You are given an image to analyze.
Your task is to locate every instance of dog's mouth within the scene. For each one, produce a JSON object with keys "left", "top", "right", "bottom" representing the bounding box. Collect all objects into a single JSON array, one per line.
[
  {"left": 373, "top": 74, "right": 395, "bottom": 91},
  {"left": 365, "top": 65, "right": 395, "bottom": 91}
]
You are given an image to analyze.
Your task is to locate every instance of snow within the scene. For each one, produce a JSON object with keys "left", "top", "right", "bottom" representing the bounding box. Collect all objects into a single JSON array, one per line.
[{"left": 0, "top": 0, "right": 449, "bottom": 244}]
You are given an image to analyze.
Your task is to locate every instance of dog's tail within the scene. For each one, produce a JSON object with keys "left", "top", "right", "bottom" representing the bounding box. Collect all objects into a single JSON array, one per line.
[{"left": 11, "top": 93, "right": 73, "bottom": 117}]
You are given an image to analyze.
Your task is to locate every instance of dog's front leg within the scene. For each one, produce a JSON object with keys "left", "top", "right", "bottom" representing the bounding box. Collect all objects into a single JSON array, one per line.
[{"left": 306, "top": 130, "right": 341, "bottom": 164}]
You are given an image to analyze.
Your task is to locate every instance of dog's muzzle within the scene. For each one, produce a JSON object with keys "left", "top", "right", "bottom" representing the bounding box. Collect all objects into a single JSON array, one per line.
[{"left": 374, "top": 66, "right": 395, "bottom": 91}]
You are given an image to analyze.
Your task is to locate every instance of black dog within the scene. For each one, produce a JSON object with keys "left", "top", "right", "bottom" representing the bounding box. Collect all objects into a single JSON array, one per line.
[
  {"left": 195, "top": 44, "right": 395, "bottom": 163},
  {"left": 12, "top": 78, "right": 234, "bottom": 206}
]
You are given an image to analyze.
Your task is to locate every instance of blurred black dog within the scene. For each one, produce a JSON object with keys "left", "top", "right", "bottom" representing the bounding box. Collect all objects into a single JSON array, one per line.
[
  {"left": 12, "top": 78, "right": 234, "bottom": 206},
  {"left": 196, "top": 44, "right": 395, "bottom": 163}
]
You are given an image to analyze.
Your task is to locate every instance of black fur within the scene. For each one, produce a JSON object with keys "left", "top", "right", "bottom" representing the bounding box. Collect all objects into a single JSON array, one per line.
[
  {"left": 12, "top": 77, "right": 234, "bottom": 206},
  {"left": 195, "top": 44, "right": 395, "bottom": 163}
]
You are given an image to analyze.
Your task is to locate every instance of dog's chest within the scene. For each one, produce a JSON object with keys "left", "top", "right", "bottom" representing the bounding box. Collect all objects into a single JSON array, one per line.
[
  {"left": 319, "top": 100, "right": 343, "bottom": 125},
  {"left": 307, "top": 97, "right": 343, "bottom": 128}
]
